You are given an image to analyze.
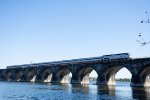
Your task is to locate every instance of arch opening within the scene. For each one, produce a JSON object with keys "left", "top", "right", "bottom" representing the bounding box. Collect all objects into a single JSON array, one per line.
[
  {"left": 107, "top": 67, "right": 132, "bottom": 85},
  {"left": 5, "top": 71, "right": 14, "bottom": 81},
  {"left": 26, "top": 69, "right": 37, "bottom": 82},
  {"left": 144, "top": 74, "right": 150, "bottom": 86},
  {"left": 89, "top": 70, "right": 98, "bottom": 84},
  {"left": 69, "top": 72, "right": 72, "bottom": 82},
  {"left": 20, "top": 73, "right": 27, "bottom": 82},
  {"left": 39, "top": 69, "right": 52, "bottom": 83},
  {"left": 79, "top": 67, "right": 98, "bottom": 84},
  {"left": 12, "top": 70, "right": 24, "bottom": 81},
  {"left": 6, "top": 73, "right": 12, "bottom": 81},
  {"left": 55, "top": 68, "right": 71, "bottom": 84},
  {"left": 140, "top": 66, "right": 150, "bottom": 87}
]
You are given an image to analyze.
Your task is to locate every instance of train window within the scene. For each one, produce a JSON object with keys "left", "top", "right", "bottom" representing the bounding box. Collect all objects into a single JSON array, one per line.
[{"left": 103, "top": 58, "right": 108, "bottom": 60}]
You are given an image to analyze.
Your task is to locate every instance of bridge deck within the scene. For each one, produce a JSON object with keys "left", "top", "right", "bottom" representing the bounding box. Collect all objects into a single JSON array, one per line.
[{"left": 7, "top": 56, "right": 150, "bottom": 69}]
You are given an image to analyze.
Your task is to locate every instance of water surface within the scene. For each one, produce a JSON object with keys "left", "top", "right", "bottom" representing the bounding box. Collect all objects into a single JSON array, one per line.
[{"left": 0, "top": 81, "right": 149, "bottom": 100}]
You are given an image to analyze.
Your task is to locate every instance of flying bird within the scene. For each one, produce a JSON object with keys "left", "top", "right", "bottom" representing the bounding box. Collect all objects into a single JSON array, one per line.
[
  {"left": 141, "top": 12, "right": 150, "bottom": 24},
  {"left": 136, "top": 33, "right": 150, "bottom": 46}
]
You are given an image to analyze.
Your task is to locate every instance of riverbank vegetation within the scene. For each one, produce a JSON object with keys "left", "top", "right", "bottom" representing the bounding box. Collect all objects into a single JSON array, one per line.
[
  {"left": 116, "top": 78, "right": 131, "bottom": 82},
  {"left": 89, "top": 77, "right": 131, "bottom": 82}
]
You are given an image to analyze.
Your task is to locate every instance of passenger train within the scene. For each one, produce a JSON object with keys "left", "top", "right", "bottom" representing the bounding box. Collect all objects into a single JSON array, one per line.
[{"left": 7, "top": 53, "right": 130, "bottom": 69}]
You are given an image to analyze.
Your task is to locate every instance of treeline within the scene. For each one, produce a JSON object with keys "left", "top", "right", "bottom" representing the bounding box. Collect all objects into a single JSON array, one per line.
[
  {"left": 116, "top": 78, "right": 131, "bottom": 82},
  {"left": 89, "top": 77, "right": 131, "bottom": 82},
  {"left": 89, "top": 77, "right": 97, "bottom": 81}
]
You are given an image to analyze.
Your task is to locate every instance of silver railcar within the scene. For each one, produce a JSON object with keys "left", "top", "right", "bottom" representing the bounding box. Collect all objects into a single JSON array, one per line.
[
  {"left": 102, "top": 53, "right": 130, "bottom": 60},
  {"left": 7, "top": 53, "right": 130, "bottom": 69}
]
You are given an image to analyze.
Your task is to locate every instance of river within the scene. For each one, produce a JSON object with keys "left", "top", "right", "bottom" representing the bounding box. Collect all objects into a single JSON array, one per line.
[{"left": 0, "top": 81, "right": 150, "bottom": 100}]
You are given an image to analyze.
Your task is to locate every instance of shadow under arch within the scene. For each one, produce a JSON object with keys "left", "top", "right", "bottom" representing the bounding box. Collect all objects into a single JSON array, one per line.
[
  {"left": 24, "top": 68, "right": 37, "bottom": 82},
  {"left": 4, "top": 70, "right": 14, "bottom": 81},
  {"left": 0, "top": 70, "right": 3, "bottom": 80},
  {"left": 104, "top": 66, "right": 132, "bottom": 85},
  {"left": 52, "top": 67, "right": 71, "bottom": 84},
  {"left": 11, "top": 69, "right": 24, "bottom": 81},
  {"left": 138, "top": 64, "right": 150, "bottom": 87},
  {"left": 37, "top": 68, "right": 52, "bottom": 83}
]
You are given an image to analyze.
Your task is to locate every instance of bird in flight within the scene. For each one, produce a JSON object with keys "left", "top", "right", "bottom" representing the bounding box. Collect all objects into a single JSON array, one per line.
[
  {"left": 141, "top": 12, "right": 150, "bottom": 24},
  {"left": 136, "top": 33, "right": 150, "bottom": 46}
]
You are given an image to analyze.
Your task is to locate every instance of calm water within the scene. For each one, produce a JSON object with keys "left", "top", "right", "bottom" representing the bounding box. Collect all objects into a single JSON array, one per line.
[{"left": 0, "top": 81, "right": 150, "bottom": 100}]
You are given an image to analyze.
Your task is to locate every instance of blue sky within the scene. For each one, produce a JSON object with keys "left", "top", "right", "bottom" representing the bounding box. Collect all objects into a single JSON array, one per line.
[{"left": 0, "top": 0, "right": 150, "bottom": 78}]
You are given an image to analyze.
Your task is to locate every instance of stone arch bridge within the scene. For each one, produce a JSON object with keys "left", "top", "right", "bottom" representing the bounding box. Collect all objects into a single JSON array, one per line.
[{"left": 0, "top": 57, "right": 150, "bottom": 87}]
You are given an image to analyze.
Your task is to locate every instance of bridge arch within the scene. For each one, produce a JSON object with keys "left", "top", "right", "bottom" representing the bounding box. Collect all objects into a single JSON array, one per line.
[
  {"left": 71, "top": 65, "right": 98, "bottom": 84},
  {"left": 4, "top": 70, "right": 14, "bottom": 81},
  {"left": 79, "top": 67, "right": 94, "bottom": 84},
  {"left": 96, "top": 65, "right": 132, "bottom": 85},
  {"left": 52, "top": 67, "right": 71, "bottom": 84},
  {"left": 11, "top": 69, "right": 24, "bottom": 81},
  {"left": 37, "top": 68, "right": 52, "bottom": 83},
  {"left": 115, "top": 67, "right": 131, "bottom": 80},
  {"left": 25, "top": 68, "right": 37, "bottom": 82}
]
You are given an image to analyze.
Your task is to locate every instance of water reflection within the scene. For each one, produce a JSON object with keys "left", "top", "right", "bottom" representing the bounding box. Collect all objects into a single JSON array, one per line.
[
  {"left": 1, "top": 82, "right": 150, "bottom": 100},
  {"left": 132, "top": 87, "right": 150, "bottom": 100},
  {"left": 97, "top": 85, "right": 116, "bottom": 96},
  {"left": 71, "top": 84, "right": 90, "bottom": 94}
]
